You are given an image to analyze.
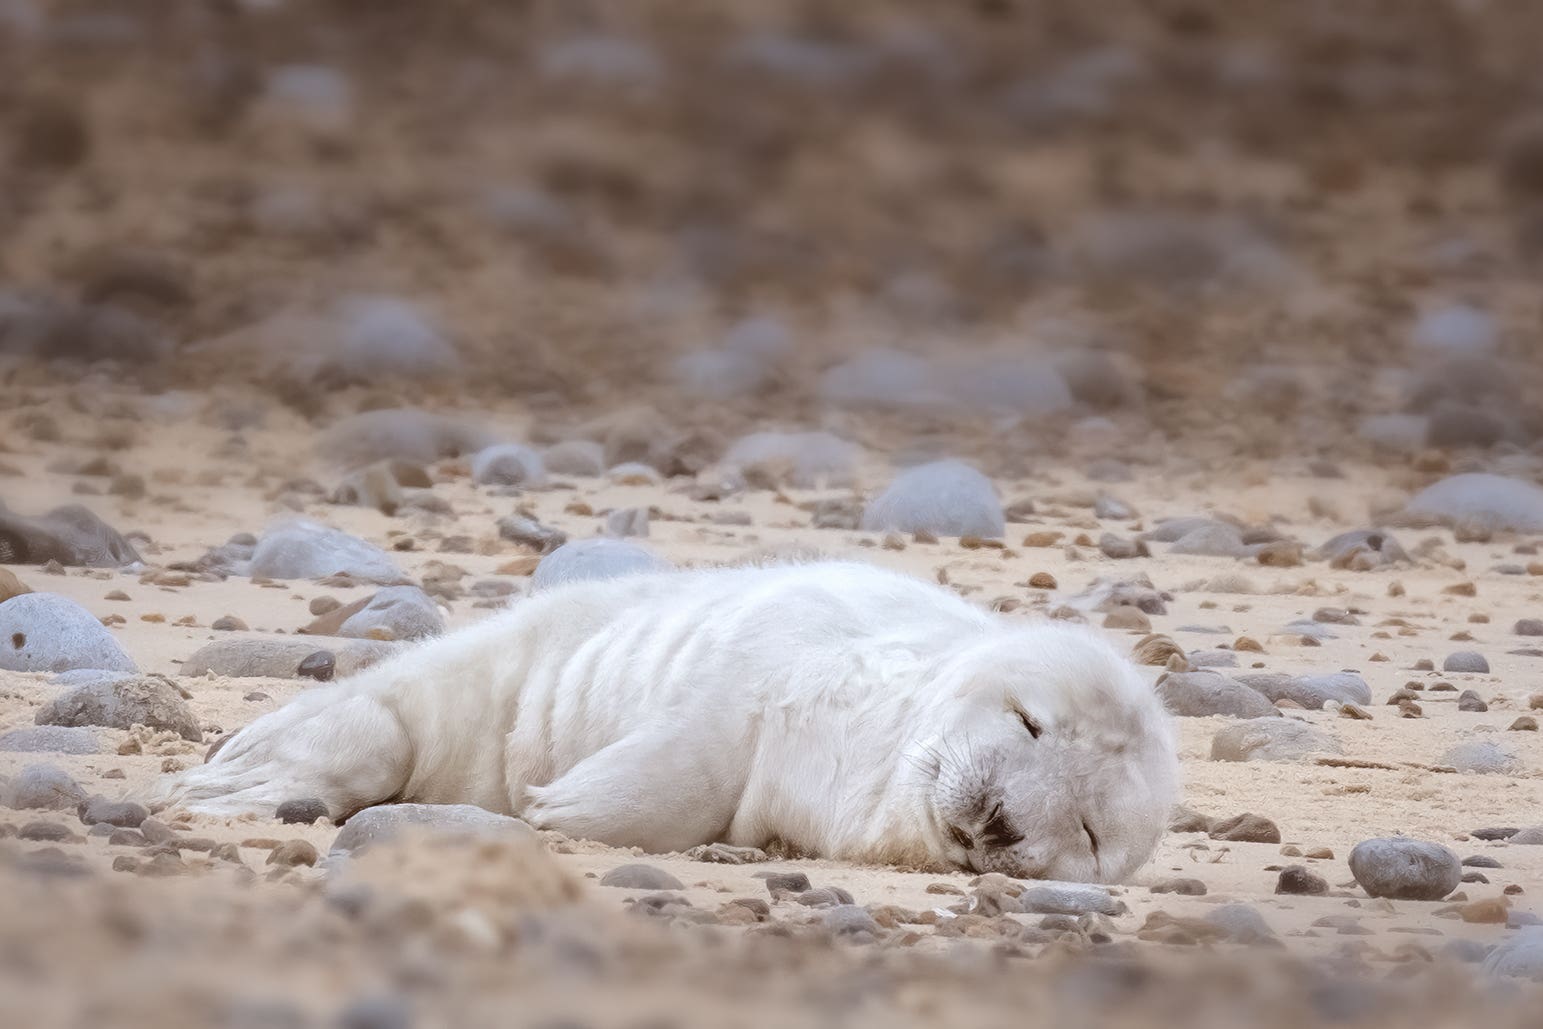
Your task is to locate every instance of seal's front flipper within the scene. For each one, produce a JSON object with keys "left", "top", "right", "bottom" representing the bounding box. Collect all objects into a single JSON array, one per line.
[{"left": 521, "top": 729, "right": 739, "bottom": 853}]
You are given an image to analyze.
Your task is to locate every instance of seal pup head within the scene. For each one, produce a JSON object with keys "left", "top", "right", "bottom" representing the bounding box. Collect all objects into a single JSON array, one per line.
[{"left": 912, "top": 624, "right": 1178, "bottom": 884}]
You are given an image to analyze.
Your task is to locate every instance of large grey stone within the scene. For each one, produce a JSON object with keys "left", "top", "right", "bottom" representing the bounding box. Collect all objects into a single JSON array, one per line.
[
  {"left": 1348, "top": 838, "right": 1461, "bottom": 901},
  {"left": 471, "top": 444, "right": 547, "bottom": 488},
  {"left": 249, "top": 520, "right": 405, "bottom": 584},
  {"left": 181, "top": 637, "right": 395, "bottom": 679},
  {"left": 1401, "top": 473, "right": 1543, "bottom": 533},
  {"left": 542, "top": 440, "right": 605, "bottom": 477},
  {"left": 1310, "top": 529, "right": 1409, "bottom": 570},
  {"left": 0, "top": 725, "right": 99, "bottom": 754},
  {"left": 1018, "top": 883, "right": 1127, "bottom": 917},
  {"left": 722, "top": 431, "right": 860, "bottom": 489},
  {"left": 1157, "top": 671, "right": 1279, "bottom": 718},
  {"left": 860, "top": 460, "right": 1004, "bottom": 539},
  {"left": 336, "top": 586, "right": 443, "bottom": 642},
  {"left": 0, "top": 503, "right": 140, "bottom": 567},
  {"left": 1236, "top": 672, "right": 1372, "bottom": 710},
  {"left": 0, "top": 593, "right": 136, "bottom": 673},
  {"left": 6, "top": 764, "right": 87, "bottom": 810},
  {"left": 330, "top": 803, "right": 534, "bottom": 855},
  {"left": 1210, "top": 719, "right": 1341, "bottom": 762},
  {"left": 35, "top": 674, "right": 201, "bottom": 741},
  {"left": 530, "top": 539, "right": 673, "bottom": 593},
  {"left": 1439, "top": 741, "right": 1518, "bottom": 774},
  {"left": 1167, "top": 522, "right": 1247, "bottom": 558},
  {"left": 318, "top": 408, "right": 497, "bottom": 468},
  {"left": 1485, "top": 927, "right": 1543, "bottom": 981},
  {"left": 1205, "top": 904, "right": 1275, "bottom": 943}
]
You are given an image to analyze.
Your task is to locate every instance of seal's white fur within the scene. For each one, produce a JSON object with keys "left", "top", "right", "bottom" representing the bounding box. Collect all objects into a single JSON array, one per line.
[{"left": 165, "top": 562, "right": 1178, "bottom": 882}]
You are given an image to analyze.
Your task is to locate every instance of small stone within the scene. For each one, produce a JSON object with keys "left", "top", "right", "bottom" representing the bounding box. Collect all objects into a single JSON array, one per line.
[
  {"left": 0, "top": 593, "right": 137, "bottom": 674},
  {"left": 1027, "top": 572, "right": 1058, "bottom": 590},
  {"left": 1276, "top": 865, "right": 1329, "bottom": 895},
  {"left": 1515, "top": 619, "right": 1543, "bottom": 636},
  {"left": 1149, "top": 878, "right": 1207, "bottom": 896},
  {"left": 1349, "top": 838, "right": 1462, "bottom": 901},
  {"left": 1102, "top": 606, "right": 1151, "bottom": 632},
  {"left": 7, "top": 764, "right": 87, "bottom": 810},
  {"left": 266, "top": 840, "right": 319, "bottom": 867},
  {"left": 1158, "top": 671, "right": 1279, "bottom": 719},
  {"left": 1510, "top": 716, "right": 1538, "bottom": 731},
  {"left": 78, "top": 797, "right": 149, "bottom": 828},
  {"left": 762, "top": 872, "right": 812, "bottom": 895},
  {"left": 1439, "top": 741, "right": 1518, "bottom": 774},
  {"left": 1457, "top": 690, "right": 1489, "bottom": 712},
  {"left": 36, "top": 674, "right": 200, "bottom": 741},
  {"left": 599, "top": 864, "right": 684, "bottom": 890},
  {"left": 309, "top": 596, "right": 342, "bottom": 616},
  {"left": 1210, "top": 719, "right": 1340, "bottom": 762},
  {"left": 330, "top": 803, "right": 534, "bottom": 854},
  {"left": 19, "top": 820, "right": 78, "bottom": 843},
  {"left": 1209, "top": 813, "right": 1282, "bottom": 844},
  {"left": 1443, "top": 651, "right": 1490, "bottom": 674},
  {"left": 276, "top": 798, "right": 329, "bottom": 825},
  {"left": 298, "top": 650, "right": 336, "bottom": 682},
  {"left": 1018, "top": 884, "right": 1126, "bottom": 917},
  {"left": 824, "top": 905, "right": 880, "bottom": 938},
  {"left": 1458, "top": 898, "right": 1511, "bottom": 924}
]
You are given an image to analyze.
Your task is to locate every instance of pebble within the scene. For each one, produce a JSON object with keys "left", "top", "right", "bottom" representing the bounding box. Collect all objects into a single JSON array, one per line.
[
  {"left": 19, "top": 820, "right": 78, "bottom": 843},
  {"left": 1515, "top": 619, "right": 1543, "bottom": 636},
  {"left": 1457, "top": 690, "right": 1488, "bottom": 712},
  {"left": 0, "top": 503, "right": 141, "bottom": 567},
  {"left": 276, "top": 798, "right": 329, "bottom": 824},
  {"left": 1210, "top": 719, "right": 1341, "bottom": 762},
  {"left": 1310, "top": 530, "right": 1410, "bottom": 570},
  {"left": 1508, "top": 827, "right": 1543, "bottom": 844},
  {"left": 1276, "top": 865, "right": 1329, "bottom": 895},
  {"left": 36, "top": 674, "right": 201, "bottom": 741},
  {"left": 0, "top": 725, "right": 99, "bottom": 755},
  {"left": 1511, "top": 716, "right": 1539, "bottom": 731},
  {"left": 1102, "top": 607, "right": 1151, "bottom": 632},
  {"left": 334, "top": 586, "right": 444, "bottom": 641},
  {"left": 496, "top": 514, "right": 568, "bottom": 553},
  {"left": 1149, "top": 878, "right": 1207, "bottom": 896},
  {"left": 1204, "top": 904, "right": 1275, "bottom": 943},
  {"left": 723, "top": 431, "right": 859, "bottom": 489},
  {"left": 181, "top": 638, "right": 389, "bottom": 680},
  {"left": 1349, "top": 838, "right": 1461, "bottom": 901},
  {"left": 1438, "top": 741, "right": 1518, "bottom": 774},
  {"left": 1098, "top": 534, "right": 1147, "bottom": 560},
  {"left": 1402, "top": 474, "right": 1543, "bottom": 534},
  {"left": 542, "top": 440, "right": 606, "bottom": 477},
  {"left": 1235, "top": 672, "right": 1372, "bottom": 709},
  {"left": 530, "top": 539, "right": 672, "bottom": 593},
  {"left": 266, "top": 840, "right": 320, "bottom": 867},
  {"left": 1462, "top": 855, "right": 1502, "bottom": 868},
  {"left": 859, "top": 460, "right": 1005, "bottom": 539},
  {"left": 1482, "top": 927, "right": 1543, "bottom": 981},
  {"left": 762, "top": 872, "right": 812, "bottom": 895},
  {"left": 1167, "top": 522, "right": 1248, "bottom": 559},
  {"left": 1208, "top": 813, "right": 1282, "bottom": 843},
  {"left": 824, "top": 905, "right": 880, "bottom": 938},
  {"left": 471, "top": 443, "right": 548, "bottom": 488},
  {"left": 605, "top": 507, "right": 650, "bottom": 538},
  {"left": 0, "top": 593, "right": 137, "bottom": 674},
  {"left": 78, "top": 797, "right": 149, "bottom": 827},
  {"left": 317, "top": 409, "right": 496, "bottom": 468},
  {"left": 6, "top": 764, "right": 86, "bottom": 810},
  {"left": 1157, "top": 671, "right": 1279, "bottom": 718},
  {"left": 1018, "top": 884, "right": 1126, "bottom": 917},
  {"left": 330, "top": 803, "right": 534, "bottom": 854},
  {"left": 299, "top": 651, "right": 337, "bottom": 682},
  {"left": 1443, "top": 651, "right": 1490, "bottom": 674},
  {"left": 599, "top": 864, "right": 684, "bottom": 890}
]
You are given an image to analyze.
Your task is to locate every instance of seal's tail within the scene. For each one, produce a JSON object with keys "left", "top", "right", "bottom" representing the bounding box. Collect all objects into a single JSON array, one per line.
[{"left": 157, "top": 683, "right": 413, "bottom": 819}]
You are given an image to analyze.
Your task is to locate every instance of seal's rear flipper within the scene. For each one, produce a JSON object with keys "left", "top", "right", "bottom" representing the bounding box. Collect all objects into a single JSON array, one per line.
[{"left": 158, "top": 688, "right": 412, "bottom": 819}]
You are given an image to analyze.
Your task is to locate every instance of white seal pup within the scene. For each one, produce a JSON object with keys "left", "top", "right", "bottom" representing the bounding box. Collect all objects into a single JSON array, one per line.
[{"left": 164, "top": 562, "right": 1178, "bottom": 883}]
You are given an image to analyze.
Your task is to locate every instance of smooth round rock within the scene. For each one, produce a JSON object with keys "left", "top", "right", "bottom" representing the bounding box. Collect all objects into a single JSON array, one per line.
[
  {"left": 298, "top": 650, "right": 336, "bottom": 682},
  {"left": 1403, "top": 474, "right": 1543, "bottom": 533},
  {"left": 181, "top": 638, "right": 388, "bottom": 680},
  {"left": 860, "top": 460, "right": 1004, "bottom": 539},
  {"left": 471, "top": 443, "right": 547, "bottom": 488},
  {"left": 1018, "top": 884, "right": 1126, "bottom": 917},
  {"left": 35, "top": 675, "right": 201, "bottom": 741},
  {"left": 276, "top": 799, "right": 329, "bottom": 825},
  {"left": 0, "top": 593, "right": 136, "bottom": 674},
  {"left": 1157, "top": 671, "right": 1279, "bottom": 719},
  {"left": 330, "top": 803, "right": 533, "bottom": 855},
  {"left": 1348, "top": 838, "right": 1461, "bottom": 901},
  {"left": 1210, "top": 719, "right": 1341, "bottom": 762},
  {"left": 336, "top": 586, "right": 443, "bottom": 642},
  {"left": 78, "top": 797, "right": 150, "bottom": 828},
  {"left": 1442, "top": 651, "right": 1490, "bottom": 674},
  {"left": 1276, "top": 865, "right": 1329, "bottom": 896},
  {"left": 530, "top": 539, "right": 673, "bottom": 593},
  {"left": 1484, "top": 927, "right": 1543, "bottom": 981},
  {"left": 1236, "top": 672, "right": 1373, "bottom": 710},
  {"left": 0, "top": 725, "right": 99, "bottom": 755},
  {"left": 249, "top": 519, "right": 405, "bottom": 584},
  {"left": 599, "top": 864, "right": 684, "bottom": 891},
  {"left": 6, "top": 764, "right": 87, "bottom": 810},
  {"left": 1439, "top": 741, "right": 1518, "bottom": 774}
]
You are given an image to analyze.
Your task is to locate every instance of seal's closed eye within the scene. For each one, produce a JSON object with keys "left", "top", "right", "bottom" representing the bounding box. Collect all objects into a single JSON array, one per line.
[{"left": 1015, "top": 708, "right": 1041, "bottom": 739}]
